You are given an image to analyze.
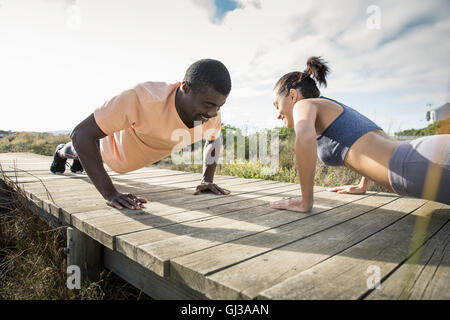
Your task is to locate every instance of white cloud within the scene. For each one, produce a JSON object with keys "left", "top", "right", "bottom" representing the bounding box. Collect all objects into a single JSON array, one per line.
[
  {"left": 0, "top": 0, "right": 448, "bottom": 133},
  {"left": 236, "top": 0, "right": 262, "bottom": 9}
]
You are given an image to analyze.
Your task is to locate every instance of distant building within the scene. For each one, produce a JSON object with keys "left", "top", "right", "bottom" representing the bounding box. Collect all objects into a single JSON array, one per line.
[
  {"left": 426, "top": 102, "right": 450, "bottom": 123},
  {"left": 0, "top": 130, "right": 12, "bottom": 138}
]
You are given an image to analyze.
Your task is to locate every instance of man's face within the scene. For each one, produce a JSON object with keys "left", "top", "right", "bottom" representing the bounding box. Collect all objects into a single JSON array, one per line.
[{"left": 185, "top": 84, "right": 228, "bottom": 124}]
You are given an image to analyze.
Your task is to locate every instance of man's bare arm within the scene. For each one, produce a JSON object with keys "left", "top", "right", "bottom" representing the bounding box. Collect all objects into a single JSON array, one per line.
[
  {"left": 71, "top": 113, "right": 146, "bottom": 210},
  {"left": 193, "top": 137, "right": 230, "bottom": 195}
]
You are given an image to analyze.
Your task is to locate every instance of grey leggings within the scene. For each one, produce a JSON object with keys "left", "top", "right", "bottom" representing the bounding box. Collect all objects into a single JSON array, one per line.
[
  {"left": 389, "top": 135, "right": 450, "bottom": 205},
  {"left": 58, "top": 140, "right": 100, "bottom": 160}
]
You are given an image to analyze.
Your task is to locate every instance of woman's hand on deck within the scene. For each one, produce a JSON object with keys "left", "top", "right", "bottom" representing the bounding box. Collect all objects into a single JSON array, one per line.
[
  {"left": 106, "top": 191, "right": 147, "bottom": 210},
  {"left": 193, "top": 182, "right": 231, "bottom": 195},
  {"left": 270, "top": 198, "right": 312, "bottom": 213},
  {"left": 327, "top": 184, "right": 366, "bottom": 194}
]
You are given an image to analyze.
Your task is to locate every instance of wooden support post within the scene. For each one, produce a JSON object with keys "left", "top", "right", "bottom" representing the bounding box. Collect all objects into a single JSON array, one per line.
[
  {"left": 0, "top": 178, "right": 10, "bottom": 205},
  {"left": 67, "top": 227, "right": 103, "bottom": 284}
]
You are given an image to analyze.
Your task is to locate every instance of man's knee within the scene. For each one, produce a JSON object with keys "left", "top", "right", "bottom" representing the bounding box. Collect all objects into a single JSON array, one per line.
[{"left": 58, "top": 142, "right": 79, "bottom": 160}]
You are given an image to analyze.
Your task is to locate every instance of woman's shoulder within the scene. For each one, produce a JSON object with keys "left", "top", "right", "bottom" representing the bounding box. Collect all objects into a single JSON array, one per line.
[
  {"left": 307, "top": 97, "right": 345, "bottom": 135},
  {"left": 305, "top": 96, "right": 344, "bottom": 114}
]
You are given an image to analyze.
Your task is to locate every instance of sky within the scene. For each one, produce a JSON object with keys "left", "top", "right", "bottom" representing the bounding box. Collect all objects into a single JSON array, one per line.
[{"left": 0, "top": 0, "right": 449, "bottom": 134}]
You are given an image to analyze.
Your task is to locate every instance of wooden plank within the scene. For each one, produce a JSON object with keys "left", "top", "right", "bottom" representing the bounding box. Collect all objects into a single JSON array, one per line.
[
  {"left": 198, "top": 195, "right": 426, "bottom": 299},
  {"left": 2, "top": 163, "right": 233, "bottom": 222},
  {"left": 0, "top": 155, "right": 190, "bottom": 180},
  {"left": 366, "top": 216, "right": 449, "bottom": 300},
  {"left": 66, "top": 179, "right": 282, "bottom": 223},
  {"left": 19, "top": 174, "right": 244, "bottom": 223},
  {"left": 256, "top": 201, "right": 448, "bottom": 300},
  {"left": 0, "top": 152, "right": 48, "bottom": 157},
  {"left": 74, "top": 182, "right": 256, "bottom": 215},
  {"left": 25, "top": 174, "right": 266, "bottom": 223},
  {"left": 168, "top": 192, "right": 400, "bottom": 295},
  {"left": 15, "top": 169, "right": 234, "bottom": 195},
  {"left": 0, "top": 153, "right": 167, "bottom": 175},
  {"left": 0, "top": 160, "right": 86, "bottom": 172},
  {"left": 54, "top": 176, "right": 268, "bottom": 221},
  {"left": 69, "top": 182, "right": 303, "bottom": 250},
  {"left": 0, "top": 153, "right": 50, "bottom": 162},
  {"left": 116, "top": 202, "right": 286, "bottom": 253},
  {"left": 16, "top": 171, "right": 203, "bottom": 196},
  {"left": 0, "top": 159, "right": 52, "bottom": 163},
  {"left": 116, "top": 185, "right": 318, "bottom": 276},
  {"left": 1, "top": 166, "right": 58, "bottom": 173},
  {"left": 14, "top": 170, "right": 228, "bottom": 200},
  {"left": 123, "top": 190, "right": 371, "bottom": 278},
  {"left": 57, "top": 178, "right": 275, "bottom": 223},
  {"left": 2, "top": 167, "right": 196, "bottom": 184}
]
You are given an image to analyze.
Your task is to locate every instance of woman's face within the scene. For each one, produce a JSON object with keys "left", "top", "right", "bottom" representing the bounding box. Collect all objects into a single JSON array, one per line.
[{"left": 272, "top": 89, "right": 296, "bottom": 128}]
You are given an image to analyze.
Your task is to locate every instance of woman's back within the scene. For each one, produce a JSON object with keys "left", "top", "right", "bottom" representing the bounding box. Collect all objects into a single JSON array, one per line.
[{"left": 310, "top": 97, "right": 400, "bottom": 191}]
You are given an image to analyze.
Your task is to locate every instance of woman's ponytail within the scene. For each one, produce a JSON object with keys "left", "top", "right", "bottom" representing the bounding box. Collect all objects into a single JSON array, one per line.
[
  {"left": 274, "top": 56, "right": 330, "bottom": 99},
  {"left": 305, "top": 56, "right": 329, "bottom": 88}
]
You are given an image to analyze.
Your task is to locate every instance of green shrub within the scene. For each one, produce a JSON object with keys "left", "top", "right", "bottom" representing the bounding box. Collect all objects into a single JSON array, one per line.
[{"left": 0, "top": 132, "right": 70, "bottom": 156}]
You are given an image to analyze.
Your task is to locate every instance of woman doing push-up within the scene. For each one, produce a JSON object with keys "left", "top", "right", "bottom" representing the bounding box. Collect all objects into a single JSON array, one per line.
[{"left": 270, "top": 56, "right": 450, "bottom": 212}]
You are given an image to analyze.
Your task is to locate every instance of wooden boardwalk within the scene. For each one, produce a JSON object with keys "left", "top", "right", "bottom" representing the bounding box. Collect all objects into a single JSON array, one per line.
[{"left": 0, "top": 152, "right": 449, "bottom": 300}]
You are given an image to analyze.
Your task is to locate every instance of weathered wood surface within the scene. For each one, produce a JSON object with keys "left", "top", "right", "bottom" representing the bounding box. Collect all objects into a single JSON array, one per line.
[{"left": 1, "top": 152, "right": 449, "bottom": 300}]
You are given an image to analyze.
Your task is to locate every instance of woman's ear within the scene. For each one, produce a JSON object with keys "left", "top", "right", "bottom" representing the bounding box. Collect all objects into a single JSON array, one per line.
[{"left": 289, "top": 88, "right": 299, "bottom": 103}]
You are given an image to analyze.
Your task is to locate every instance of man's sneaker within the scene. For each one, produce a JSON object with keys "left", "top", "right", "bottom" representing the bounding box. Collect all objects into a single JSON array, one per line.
[
  {"left": 50, "top": 144, "right": 67, "bottom": 174},
  {"left": 70, "top": 159, "right": 84, "bottom": 173}
]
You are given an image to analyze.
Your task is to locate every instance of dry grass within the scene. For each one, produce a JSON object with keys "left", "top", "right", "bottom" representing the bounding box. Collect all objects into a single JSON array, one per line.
[
  {"left": 0, "top": 132, "right": 70, "bottom": 156},
  {"left": 156, "top": 157, "right": 390, "bottom": 193},
  {"left": 0, "top": 169, "right": 150, "bottom": 300},
  {"left": 155, "top": 133, "right": 391, "bottom": 193}
]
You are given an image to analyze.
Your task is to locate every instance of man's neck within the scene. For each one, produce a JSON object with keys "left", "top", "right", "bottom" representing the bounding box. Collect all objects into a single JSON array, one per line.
[{"left": 175, "top": 87, "right": 194, "bottom": 128}]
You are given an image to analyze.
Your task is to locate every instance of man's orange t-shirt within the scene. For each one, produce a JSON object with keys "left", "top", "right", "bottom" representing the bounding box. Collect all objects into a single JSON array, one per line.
[{"left": 93, "top": 82, "right": 221, "bottom": 174}]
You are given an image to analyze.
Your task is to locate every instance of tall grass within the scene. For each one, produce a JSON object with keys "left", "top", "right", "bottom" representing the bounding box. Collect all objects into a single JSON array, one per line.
[
  {"left": 0, "top": 168, "right": 149, "bottom": 300},
  {"left": 160, "top": 159, "right": 389, "bottom": 192},
  {"left": 157, "top": 136, "right": 390, "bottom": 192}
]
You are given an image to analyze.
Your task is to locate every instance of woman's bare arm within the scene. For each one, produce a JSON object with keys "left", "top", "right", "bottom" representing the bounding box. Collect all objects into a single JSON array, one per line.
[
  {"left": 270, "top": 100, "right": 317, "bottom": 212},
  {"left": 359, "top": 175, "right": 370, "bottom": 191}
]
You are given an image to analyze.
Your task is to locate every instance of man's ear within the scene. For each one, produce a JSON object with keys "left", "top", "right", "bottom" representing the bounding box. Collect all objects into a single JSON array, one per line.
[{"left": 181, "top": 81, "right": 191, "bottom": 94}]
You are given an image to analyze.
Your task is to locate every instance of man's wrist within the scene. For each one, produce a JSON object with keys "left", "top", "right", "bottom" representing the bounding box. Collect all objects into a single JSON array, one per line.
[
  {"left": 201, "top": 178, "right": 213, "bottom": 184},
  {"left": 102, "top": 186, "right": 118, "bottom": 200}
]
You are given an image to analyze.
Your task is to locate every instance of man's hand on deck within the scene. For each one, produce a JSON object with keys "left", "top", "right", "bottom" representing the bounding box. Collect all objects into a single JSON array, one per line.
[
  {"left": 106, "top": 191, "right": 148, "bottom": 210},
  {"left": 193, "top": 182, "right": 231, "bottom": 195}
]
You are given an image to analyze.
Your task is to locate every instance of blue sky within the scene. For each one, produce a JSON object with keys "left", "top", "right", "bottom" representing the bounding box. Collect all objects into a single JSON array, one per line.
[
  {"left": 214, "top": 0, "right": 240, "bottom": 22},
  {"left": 0, "top": 0, "right": 448, "bottom": 134}
]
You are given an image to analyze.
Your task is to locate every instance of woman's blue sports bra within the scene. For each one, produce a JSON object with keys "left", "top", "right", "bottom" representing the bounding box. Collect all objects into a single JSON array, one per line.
[{"left": 316, "top": 96, "right": 382, "bottom": 166}]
